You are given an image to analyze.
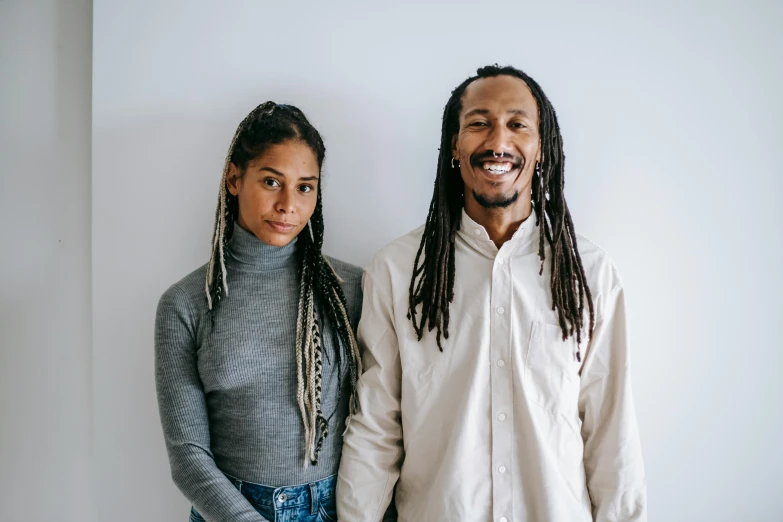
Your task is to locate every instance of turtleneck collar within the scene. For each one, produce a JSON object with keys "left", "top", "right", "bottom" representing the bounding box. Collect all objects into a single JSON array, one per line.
[{"left": 226, "top": 223, "right": 298, "bottom": 272}]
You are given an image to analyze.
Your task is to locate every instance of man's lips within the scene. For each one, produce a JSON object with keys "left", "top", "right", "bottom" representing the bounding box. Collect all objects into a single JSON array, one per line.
[
  {"left": 472, "top": 160, "right": 523, "bottom": 177},
  {"left": 470, "top": 154, "right": 523, "bottom": 176}
]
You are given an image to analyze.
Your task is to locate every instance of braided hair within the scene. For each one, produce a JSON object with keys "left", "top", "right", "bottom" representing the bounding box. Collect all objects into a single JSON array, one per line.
[
  {"left": 205, "top": 102, "right": 362, "bottom": 466},
  {"left": 408, "top": 65, "right": 595, "bottom": 361}
]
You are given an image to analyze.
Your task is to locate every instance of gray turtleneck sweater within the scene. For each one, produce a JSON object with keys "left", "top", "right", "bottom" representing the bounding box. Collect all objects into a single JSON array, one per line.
[{"left": 155, "top": 225, "right": 362, "bottom": 522}]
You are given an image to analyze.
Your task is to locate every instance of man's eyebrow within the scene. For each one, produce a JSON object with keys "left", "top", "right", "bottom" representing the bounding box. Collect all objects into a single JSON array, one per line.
[
  {"left": 507, "top": 108, "right": 533, "bottom": 117},
  {"left": 463, "top": 108, "right": 533, "bottom": 118},
  {"left": 463, "top": 108, "right": 489, "bottom": 118}
]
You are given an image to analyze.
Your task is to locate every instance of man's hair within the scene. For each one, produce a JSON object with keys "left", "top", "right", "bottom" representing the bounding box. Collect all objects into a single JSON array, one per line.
[
  {"left": 407, "top": 65, "right": 595, "bottom": 359},
  {"left": 206, "top": 102, "right": 361, "bottom": 465}
]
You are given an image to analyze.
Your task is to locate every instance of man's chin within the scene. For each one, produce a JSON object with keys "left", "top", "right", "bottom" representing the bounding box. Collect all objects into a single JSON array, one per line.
[{"left": 472, "top": 190, "right": 520, "bottom": 209}]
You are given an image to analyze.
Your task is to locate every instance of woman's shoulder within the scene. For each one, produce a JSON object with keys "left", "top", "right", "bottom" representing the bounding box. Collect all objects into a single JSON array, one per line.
[
  {"left": 324, "top": 256, "right": 364, "bottom": 323},
  {"left": 157, "top": 263, "right": 210, "bottom": 316},
  {"left": 324, "top": 256, "right": 363, "bottom": 286}
]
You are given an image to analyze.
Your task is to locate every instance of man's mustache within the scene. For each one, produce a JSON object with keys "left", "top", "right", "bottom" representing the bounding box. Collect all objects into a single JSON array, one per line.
[{"left": 469, "top": 151, "right": 524, "bottom": 169}]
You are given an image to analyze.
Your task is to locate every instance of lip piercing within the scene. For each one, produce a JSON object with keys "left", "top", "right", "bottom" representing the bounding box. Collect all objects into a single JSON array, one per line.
[{"left": 492, "top": 151, "right": 501, "bottom": 158}]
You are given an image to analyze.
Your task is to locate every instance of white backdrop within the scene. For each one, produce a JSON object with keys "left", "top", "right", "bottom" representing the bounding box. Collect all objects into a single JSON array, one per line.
[
  {"left": 0, "top": 1, "right": 93, "bottom": 521},
  {"left": 93, "top": 1, "right": 783, "bottom": 521}
]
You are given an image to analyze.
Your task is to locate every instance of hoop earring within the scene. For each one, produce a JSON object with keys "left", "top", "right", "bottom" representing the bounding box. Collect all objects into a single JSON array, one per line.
[{"left": 451, "top": 157, "right": 460, "bottom": 168}]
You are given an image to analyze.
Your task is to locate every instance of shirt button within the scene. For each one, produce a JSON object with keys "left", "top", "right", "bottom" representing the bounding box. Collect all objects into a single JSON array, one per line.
[
  {"left": 497, "top": 306, "right": 505, "bottom": 315},
  {"left": 278, "top": 493, "right": 287, "bottom": 503},
  {"left": 498, "top": 413, "right": 506, "bottom": 421},
  {"left": 473, "top": 228, "right": 481, "bottom": 236},
  {"left": 497, "top": 359, "right": 505, "bottom": 367},
  {"left": 500, "top": 518, "right": 508, "bottom": 522},
  {"left": 499, "top": 465, "right": 507, "bottom": 473},
  {"left": 497, "top": 258, "right": 504, "bottom": 265}
]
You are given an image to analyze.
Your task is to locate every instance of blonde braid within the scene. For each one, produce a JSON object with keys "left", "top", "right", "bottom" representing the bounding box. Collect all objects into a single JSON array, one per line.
[
  {"left": 205, "top": 102, "right": 277, "bottom": 309},
  {"left": 295, "top": 263, "right": 311, "bottom": 466},
  {"left": 301, "top": 292, "right": 315, "bottom": 466},
  {"left": 306, "top": 300, "right": 318, "bottom": 463},
  {"left": 310, "top": 316, "right": 330, "bottom": 463}
]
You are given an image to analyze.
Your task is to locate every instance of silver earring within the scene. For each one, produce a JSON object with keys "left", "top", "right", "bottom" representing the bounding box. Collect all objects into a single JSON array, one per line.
[
  {"left": 451, "top": 157, "right": 460, "bottom": 168},
  {"left": 492, "top": 151, "right": 500, "bottom": 158}
]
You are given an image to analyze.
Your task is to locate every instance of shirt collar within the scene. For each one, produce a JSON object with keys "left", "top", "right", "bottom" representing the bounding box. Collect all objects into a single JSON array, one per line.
[{"left": 457, "top": 207, "right": 540, "bottom": 259}]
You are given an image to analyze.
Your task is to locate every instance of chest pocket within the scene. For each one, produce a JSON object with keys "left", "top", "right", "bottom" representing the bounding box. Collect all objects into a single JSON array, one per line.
[{"left": 524, "top": 321, "right": 581, "bottom": 416}]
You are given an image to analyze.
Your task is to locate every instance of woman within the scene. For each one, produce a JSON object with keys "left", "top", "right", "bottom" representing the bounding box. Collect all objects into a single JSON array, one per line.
[{"left": 155, "top": 102, "right": 362, "bottom": 522}]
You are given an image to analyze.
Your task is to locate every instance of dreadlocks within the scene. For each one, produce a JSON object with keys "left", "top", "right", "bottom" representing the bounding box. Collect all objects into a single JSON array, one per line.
[
  {"left": 407, "top": 65, "right": 595, "bottom": 360},
  {"left": 205, "top": 101, "right": 361, "bottom": 466}
]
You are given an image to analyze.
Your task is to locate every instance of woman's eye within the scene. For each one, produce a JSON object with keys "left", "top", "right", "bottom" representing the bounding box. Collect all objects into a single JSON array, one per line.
[
  {"left": 263, "top": 178, "right": 280, "bottom": 187},
  {"left": 299, "top": 184, "right": 314, "bottom": 194}
]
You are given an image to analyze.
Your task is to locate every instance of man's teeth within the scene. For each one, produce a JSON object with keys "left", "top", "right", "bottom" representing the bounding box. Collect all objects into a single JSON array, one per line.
[{"left": 482, "top": 162, "right": 513, "bottom": 174}]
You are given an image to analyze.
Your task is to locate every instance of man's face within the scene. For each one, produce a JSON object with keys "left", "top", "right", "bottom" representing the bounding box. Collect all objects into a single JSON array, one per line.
[{"left": 452, "top": 75, "right": 541, "bottom": 209}]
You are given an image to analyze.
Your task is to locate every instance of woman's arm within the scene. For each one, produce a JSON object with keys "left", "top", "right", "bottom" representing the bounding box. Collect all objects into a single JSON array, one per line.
[{"left": 155, "top": 285, "right": 268, "bottom": 522}]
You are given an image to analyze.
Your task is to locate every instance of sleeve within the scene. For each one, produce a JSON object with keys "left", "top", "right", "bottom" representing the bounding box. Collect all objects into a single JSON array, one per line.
[
  {"left": 336, "top": 269, "right": 404, "bottom": 522},
  {"left": 154, "top": 286, "right": 269, "bottom": 522},
  {"left": 579, "top": 284, "right": 647, "bottom": 521}
]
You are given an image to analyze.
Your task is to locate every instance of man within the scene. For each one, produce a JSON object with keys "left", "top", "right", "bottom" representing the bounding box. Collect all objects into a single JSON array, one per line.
[{"left": 337, "top": 65, "right": 646, "bottom": 522}]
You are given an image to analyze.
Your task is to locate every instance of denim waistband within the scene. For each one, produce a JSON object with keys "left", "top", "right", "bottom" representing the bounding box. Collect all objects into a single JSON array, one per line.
[{"left": 223, "top": 472, "right": 337, "bottom": 514}]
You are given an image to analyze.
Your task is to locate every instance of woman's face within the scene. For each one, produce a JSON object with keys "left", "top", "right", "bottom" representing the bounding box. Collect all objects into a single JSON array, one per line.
[{"left": 226, "top": 140, "right": 320, "bottom": 247}]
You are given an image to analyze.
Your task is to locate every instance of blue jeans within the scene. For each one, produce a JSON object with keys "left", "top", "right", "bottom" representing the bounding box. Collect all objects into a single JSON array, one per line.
[{"left": 189, "top": 473, "right": 338, "bottom": 522}]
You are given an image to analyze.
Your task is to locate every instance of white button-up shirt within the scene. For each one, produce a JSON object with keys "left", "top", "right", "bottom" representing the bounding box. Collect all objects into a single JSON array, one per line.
[{"left": 337, "top": 210, "right": 646, "bottom": 522}]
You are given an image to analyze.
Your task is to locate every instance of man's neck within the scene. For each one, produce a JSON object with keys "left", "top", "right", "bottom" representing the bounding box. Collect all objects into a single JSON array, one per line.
[{"left": 464, "top": 196, "right": 533, "bottom": 248}]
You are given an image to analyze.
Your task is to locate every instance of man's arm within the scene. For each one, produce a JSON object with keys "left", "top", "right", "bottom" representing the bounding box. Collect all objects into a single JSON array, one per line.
[
  {"left": 337, "top": 269, "right": 404, "bottom": 522},
  {"left": 579, "top": 284, "right": 647, "bottom": 521}
]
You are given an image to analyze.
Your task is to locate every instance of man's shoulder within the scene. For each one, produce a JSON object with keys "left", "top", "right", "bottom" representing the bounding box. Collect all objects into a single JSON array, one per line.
[
  {"left": 574, "top": 234, "right": 624, "bottom": 316},
  {"left": 364, "top": 225, "right": 425, "bottom": 287}
]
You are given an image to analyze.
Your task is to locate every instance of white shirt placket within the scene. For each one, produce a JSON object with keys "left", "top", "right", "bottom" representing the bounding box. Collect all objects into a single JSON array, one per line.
[{"left": 491, "top": 245, "right": 514, "bottom": 522}]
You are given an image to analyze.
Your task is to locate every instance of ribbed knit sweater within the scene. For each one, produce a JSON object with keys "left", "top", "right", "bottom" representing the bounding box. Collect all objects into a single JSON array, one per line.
[{"left": 155, "top": 224, "right": 362, "bottom": 522}]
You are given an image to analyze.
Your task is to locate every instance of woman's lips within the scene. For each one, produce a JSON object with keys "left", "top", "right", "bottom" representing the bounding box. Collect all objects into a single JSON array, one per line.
[{"left": 267, "top": 220, "right": 296, "bottom": 233}]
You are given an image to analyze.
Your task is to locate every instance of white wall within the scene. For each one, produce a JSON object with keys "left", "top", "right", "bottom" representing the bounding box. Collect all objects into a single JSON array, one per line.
[
  {"left": 0, "top": 1, "right": 94, "bottom": 521},
  {"left": 92, "top": 1, "right": 783, "bottom": 521}
]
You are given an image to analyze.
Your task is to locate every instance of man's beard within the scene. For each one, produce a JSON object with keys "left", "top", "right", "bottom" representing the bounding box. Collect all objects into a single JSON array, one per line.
[{"left": 472, "top": 189, "right": 520, "bottom": 209}]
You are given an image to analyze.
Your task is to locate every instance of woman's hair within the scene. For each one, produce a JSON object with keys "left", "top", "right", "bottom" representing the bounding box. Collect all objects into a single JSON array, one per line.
[{"left": 205, "top": 102, "right": 361, "bottom": 466}]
